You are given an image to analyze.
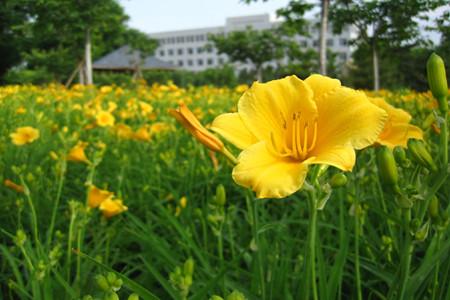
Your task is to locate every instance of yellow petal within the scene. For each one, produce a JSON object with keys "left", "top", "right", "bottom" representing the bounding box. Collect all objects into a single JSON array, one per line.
[
  {"left": 210, "top": 113, "right": 258, "bottom": 150},
  {"left": 309, "top": 146, "right": 355, "bottom": 171},
  {"left": 232, "top": 141, "right": 310, "bottom": 199},
  {"left": 369, "top": 97, "right": 412, "bottom": 124},
  {"left": 377, "top": 123, "right": 424, "bottom": 151},
  {"left": 312, "top": 87, "right": 387, "bottom": 152},
  {"left": 305, "top": 74, "right": 342, "bottom": 99},
  {"left": 238, "top": 76, "right": 317, "bottom": 143}
]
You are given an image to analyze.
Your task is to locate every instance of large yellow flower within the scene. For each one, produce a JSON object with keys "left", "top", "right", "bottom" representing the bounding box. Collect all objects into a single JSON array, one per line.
[
  {"left": 10, "top": 126, "right": 40, "bottom": 146},
  {"left": 368, "top": 97, "right": 424, "bottom": 150},
  {"left": 99, "top": 198, "right": 128, "bottom": 218},
  {"left": 95, "top": 110, "right": 115, "bottom": 127},
  {"left": 66, "top": 141, "right": 89, "bottom": 163},
  {"left": 210, "top": 75, "right": 387, "bottom": 198}
]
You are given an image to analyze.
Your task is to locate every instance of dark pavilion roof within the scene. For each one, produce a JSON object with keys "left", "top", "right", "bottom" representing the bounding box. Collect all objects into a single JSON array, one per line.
[{"left": 93, "top": 45, "right": 177, "bottom": 70}]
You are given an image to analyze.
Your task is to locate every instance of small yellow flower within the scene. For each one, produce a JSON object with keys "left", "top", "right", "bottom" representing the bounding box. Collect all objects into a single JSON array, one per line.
[
  {"left": 10, "top": 126, "right": 40, "bottom": 146},
  {"left": 66, "top": 141, "right": 89, "bottom": 163},
  {"left": 49, "top": 151, "right": 59, "bottom": 160},
  {"left": 99, "top": 198, "right": 128, "bottom": 218},
  {"left": 16, "top": 106, "right": 26, "bottom": 114},
  {"left": 4, "top": 180, "right": 24, "bottom": 193},
  {"left": 369, "top": 97, "right": 424, "bottom": 150},
  {"left": 112, "top": 123, "right": 133, "bottom": 140},
  {"left": 36, "top": 97, "right": 44, "bottom": 103},
  {"left": 88, "top": 185, "right": 114, "bottom": 209},
  {"left": 100, "top": 86, "right": 112, "bottom": 94},
  {"left": 169, "top": 104, "right": 224, "bottom": 152},
  {"left": 95, "top": 110, "right": 115, "bottom": 127},
  {"left": 211, "top": 75, "right": 387, "bottom": 199},
  {"left": 133, "top": 125, "right": 152, "bottom": 141}
]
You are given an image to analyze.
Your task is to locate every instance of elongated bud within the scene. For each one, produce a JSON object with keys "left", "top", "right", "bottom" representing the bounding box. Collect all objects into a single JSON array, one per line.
[
  {"left": 104, "top": 291, "right": 119, "bottom": 300},
  {"left": 427, "top": 52, "right": 448, "bottom": 114},
  {"left": 128, "top": 294, "right": 139, "bottom": 300},
  {"left": 378, "top": 146, "right": 400, "bottom": 193},
  {"left": 94, "top": 274, "right": 110, "bottom": 292},
  {"left": 226, "top": 290, "right": 246, "bottom": 300},
  {"left": 210, "top": 296, "right": 224, "bottom": 300},
  {"left": 214, "top": 184, "right": 226, "bottom": 206},
  {"left": 184, "top": 257, "right": 194, "bottom": 276},
  {"left": 428, "top": 195, "right": 439, "bottom": 223},
  {"left": 329, "top": 173, "right": 347, "bottom": 189},
  {"left": 106, "top": 272, "right": 117, "bottom": 286},
  {"left": 407, "top": 138, "right": 437, "bottom": 172}
]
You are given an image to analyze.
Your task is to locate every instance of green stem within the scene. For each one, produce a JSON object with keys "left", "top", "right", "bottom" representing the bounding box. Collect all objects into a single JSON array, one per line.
[
  {"left": 227, "top": 214, "right": 236, "bottom": 260},
  {"left": 250, "top": 195, "right": 266, "bottom": 300},
  {"left": 440, "top": 114, "right": 448, "bottom": 167},
  {"left": 47, "top": 159, "right": 66, "bottom": 250},
  {"left": 306, "top": 192, "right": 318, "bottom": 300},
  {"left": 430, "top": 231, "right": 443, "bottom": 300},
  {"left": 19, "top": 175, "right": 40, "bottom": 253},
  {"left": 218, "top": 222, "right": 225, "bottom": 296},
  {"left": 397, "top": 207, "right": 413, "bottom": 300},
  {"left": 354, "top": 194, "right": 363, "bottom": 300},
  {"left": 66, "top": 207, "right": 77, "bottom": 283}
]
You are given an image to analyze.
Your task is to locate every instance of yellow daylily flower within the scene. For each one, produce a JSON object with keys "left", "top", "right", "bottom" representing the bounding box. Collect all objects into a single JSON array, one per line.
[
  {"left": 66, "top": 141, "right": 89, "bottom": 163},
  {"left": 10, "top": 126, "right": 40, "bottom": 146},
  {"left": 369, "top": 97, "right": 424, "bottom": 150},
  {"left": 210, "top": 74, "right": 387, "bottom": 199},
  {"left": 95, "top": 110, "right": 115, "bottom": 127},
  {"left": 169, "top": 104, "right": 224, "bottom": 152},
  {"left": 88, "top": 185, "right": 114, "bottom": 209},
  {"left": 99, "top": 198, "right": 128, "bottom": 218}
]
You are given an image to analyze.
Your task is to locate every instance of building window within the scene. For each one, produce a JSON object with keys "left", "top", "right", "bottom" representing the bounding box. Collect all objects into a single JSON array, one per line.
[
  {"left": 188, "top": 48, "right": 193, "bottom": 54},
  {"left": 196, "top": 34, "right": 205, "bottom": 41},
  {"left": 339, "top": 53, "right": 347, "bottom": 60},
  {"left": 207, "top": 58, "right": 214, "bottom": 65},
  {"left": 159, "top": 50, "right": 165, "bottom": 56},
  {"left": 168, "top": 49, "right": 174, "bottom": 56},
  {"left": 177, "top": 48, "right": 183, "bottom": 55},
  {"left": 207, "top": 47, "right": 213, "bottom": 53},
  {"left": 327, "top": 39, "right": 334, "bottom": 46},
  {"left": 197, "top": 59, "right": 203, "bottom": 66},
  {"left": 299, "top": 40, "right": 307, "bottom": 47},
  {"left": 340, "top": 38, "right": 348, "bottom": 46},
  {"left": 176, "top": 36, "right": 184, "bottom": 43},
  {"left": 178, "top": 60, "right": 184, "bottom": 66},
  {"left": 187, "top": 59, "right": 193, "bottom": 66},
  {"left": 313, "top": 40, "right": 318, "bottom": 47},
  {"left": 218, "top": 58, "right": 224, "bottom": 64},
  {"left": 197, "top": 47, "right": 204, "bottom": 54}
]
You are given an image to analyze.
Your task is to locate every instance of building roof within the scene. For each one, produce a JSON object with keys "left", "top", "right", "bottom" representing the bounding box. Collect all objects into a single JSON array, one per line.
[{"left": 93, "top": 45, "right": 177, "bottom": 70}]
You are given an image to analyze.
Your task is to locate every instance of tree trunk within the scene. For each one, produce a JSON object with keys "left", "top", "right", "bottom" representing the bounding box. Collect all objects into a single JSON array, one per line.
[
  {"left": 372, "top": 44, "right": 380, "bottom": 92},
  {"left": 256, "top": 65, "right": 263, "bottom": 82},
  {"left": 319, "top": 0, "right": 330, "bottom": 76},
  {"left": 85, "top": 28, "right": 93, "bottom": 85}
]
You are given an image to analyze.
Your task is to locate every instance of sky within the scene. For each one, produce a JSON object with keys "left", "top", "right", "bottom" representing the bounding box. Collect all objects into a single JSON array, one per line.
[{"left": 119, "top": 0, "right": 446, "bottom": 44}]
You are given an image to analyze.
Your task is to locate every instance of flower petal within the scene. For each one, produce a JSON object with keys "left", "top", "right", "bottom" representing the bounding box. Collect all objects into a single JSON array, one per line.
[
  {"left": 238, "top": 76, "right": 317, "bottom": 143},
  {"left": 210, "top": 113, "right": 258, "bottom": 150},
  {"left": 377, "top": 123, "right": 424, "bottom": 150},
  {"left": 305, "top": 74, "right": 342, "bottom": 99},
  {"left": 312, "top": 87, "right": 387, "bottom": 152},
  {"left": 309, "top": 146, "right": 356, "bottom": 171},
  {"left": 232, "top": 141, "right": 310, "bottom": 198}
]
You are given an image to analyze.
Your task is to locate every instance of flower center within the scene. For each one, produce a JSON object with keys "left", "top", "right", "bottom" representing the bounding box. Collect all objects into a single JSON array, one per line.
[{"left": 268, "top": 112, "right": 318, "bottom": 161}]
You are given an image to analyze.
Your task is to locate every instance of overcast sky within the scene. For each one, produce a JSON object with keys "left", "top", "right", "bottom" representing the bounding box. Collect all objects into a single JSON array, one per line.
[{"left": 119, "top": 0, "right": 446, "bottom": 44}]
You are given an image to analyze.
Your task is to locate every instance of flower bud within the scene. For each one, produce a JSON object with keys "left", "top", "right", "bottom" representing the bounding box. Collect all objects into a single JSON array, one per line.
[
  {"left": 377, "top": 146, "right": 400, "bottom": 193},
  {"left": 226, "top": 290, "right": 246, "bottom": 300},
  {"left": 127, "top": 293, "right": 139, "bottom": 300},
  {"left": 329, "top": 173, "right": 347, "bottom": 189},
  {"left": 184, "top": 257, "right": 194, "bottom": 276},
  {"left": 410, "top": 218, "right": 421, "bottom": 233},
  {"left": 210, "top": 296, "right": 224, "bottom": 300},
  {"left": 106, "top": 272, "right": 117, "bottom": 286},
  {"left": 428, "top": 195, "right": 439, "bottom": 223},
  {"left": 393, "top": 146, "right": 406, "bottom": 163},
  {"left": 407, "top": 138, "right": 437, "bottom": 172},
  {"left": 94, "top": 274, "right": 110, "bottom": 292},
  {"left": 103, "top": 291, "right": 119, "bottom": 300},
  {"left": 427, "top": 52, "right": 448, "bottom": 114}
]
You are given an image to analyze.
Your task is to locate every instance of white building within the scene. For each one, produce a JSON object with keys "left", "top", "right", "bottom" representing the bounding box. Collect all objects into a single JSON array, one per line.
[{"left": 149, "top": 14, "right": 358, "bottom": 72}]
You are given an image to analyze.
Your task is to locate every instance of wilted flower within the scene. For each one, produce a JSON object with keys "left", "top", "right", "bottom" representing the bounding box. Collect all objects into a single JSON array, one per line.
[
  {"left": 10, "top": 126, "right": 40, "bottom": 146},
  {"left": 210, "top": 75, "right": 387, "bottom": 198}
]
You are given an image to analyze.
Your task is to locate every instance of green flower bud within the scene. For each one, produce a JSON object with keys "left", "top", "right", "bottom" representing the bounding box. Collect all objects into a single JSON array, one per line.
[
  {"left": 184, "top": 274, "right": 192, "bottom": 287},
  {"left": 210, "top": 296, "right": 224, "bottom": 300},
  {"left": 103, "top": 291, "right": 119, "bottom": 300},
  {"left": 106, "top": 272, "right": 117, "bottom": 286},
  {"left": 407, "top": 138, "right": 437, "bottom": 172},
  {"left": 127, "top": 293, "right": 140, "bottom": 300},
  {"left": 94, "top": 274, "right": 110, "bottom": 292},
  {"left": 410, "top": 218, "right": 421, "bottom": 233},
  {"left": 213, "top": 184, "right": 226, "bottom": 206},
  {"left": 414, "top": 220, "right": 429, "bottom": 241},
  {"left": 184, "top": 257, "right": 194, "bottom": 276},
  {"left": 329, "top": 172, "right": 347, "bottom": 189},
  {"left": 428, "top": 195, "right": 439, "bottom": 223},
  {"left": 427, "top": 52, "right": 448, "bottom": 113},
  {"left": 393, "top": 146, "right": 406, "bottom": 163},
  {"left": 226, "top": 290, "right": 246, "bottom": 300},
  {"left": 378, "top": 146, "right": 400, "bottom": 193},
  {"left": 111, "top": 278, "right": 123, "bottom": 292}
]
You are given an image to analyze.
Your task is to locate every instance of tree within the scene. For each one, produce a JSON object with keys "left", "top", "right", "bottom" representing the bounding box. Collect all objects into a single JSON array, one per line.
[
  {"left": 209, "top": 27, "right": 291, "bottom": 82},
  {"left": 330, "top": 0, "right": 438, "bottom": 91}
]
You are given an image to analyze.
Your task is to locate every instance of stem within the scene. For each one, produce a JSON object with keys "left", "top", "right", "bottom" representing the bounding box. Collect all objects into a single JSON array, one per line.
[
  {"left": 440, "top": 114, "right": 448, "bottom": 167},
  {"left": 47, "top": 159, "right": 66, "bottom": 250},
  {"left": 306, "top": 192, "right": 318, "bottom": 300},
  {"left": 249, "top": 195, "right": 266, "bottom": 300},
  {"left": 227, "top": 214, "right": 236, "bottom": 260},
  {"left": 397, "top": 207, "right": 413, "bottom": 300},
  {"left": 430, "top": 231, "right": 443, "bottom": 300},
  {"left": 354, "top": 194, "right": 363, "bottom": 300},
  {"left": 218, "top": 222, "right": 225, "bottom": 296},
  {"left": 19, "top": 175, "right": 40, "bottom": 253}
]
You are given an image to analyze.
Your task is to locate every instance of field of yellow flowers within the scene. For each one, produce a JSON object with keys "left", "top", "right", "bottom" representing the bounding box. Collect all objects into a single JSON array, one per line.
[{"left": 1, "top": 66, "right": 449, "bottom": 299}]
